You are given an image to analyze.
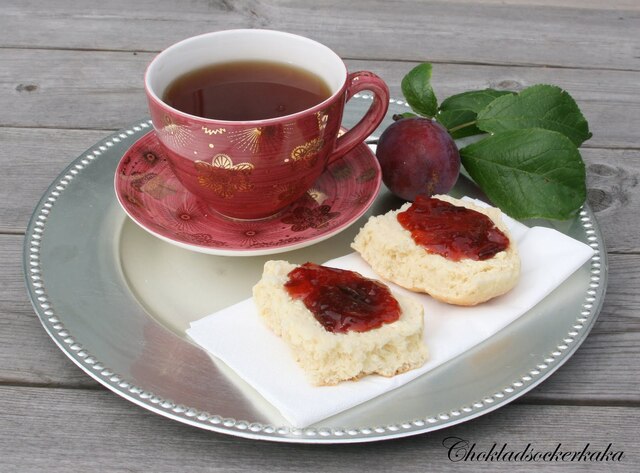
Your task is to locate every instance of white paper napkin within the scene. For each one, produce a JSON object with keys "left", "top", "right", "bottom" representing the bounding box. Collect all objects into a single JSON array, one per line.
[{"left": 187, "top": 200, "right": 595, "bottom": 428}]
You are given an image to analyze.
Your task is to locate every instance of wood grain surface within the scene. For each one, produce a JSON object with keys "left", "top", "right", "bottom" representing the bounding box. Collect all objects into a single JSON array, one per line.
[
  {"left": 3, "top": 50, "right": 639, "bottom": 146},
  {"left": 2, "top": 0, "right": 639, "bottom": 70},
  {"left": 1, "top": 0, "right": 638, "bottom": 471},
  {"left": 0, "top": 387, "right": 636, "bottom": 472}
]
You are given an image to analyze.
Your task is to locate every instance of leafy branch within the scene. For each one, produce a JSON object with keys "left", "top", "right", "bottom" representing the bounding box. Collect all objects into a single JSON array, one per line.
[{"left": 399, "top": 63, "right": 591, "bottom": 220}]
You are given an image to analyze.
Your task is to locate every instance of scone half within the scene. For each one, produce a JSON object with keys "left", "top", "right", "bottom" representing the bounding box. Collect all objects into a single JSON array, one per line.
[
  {"left": 253, "top": 260, "right": 428, "bottom": 386},
  {"left": 352, "top": 194, "right": 521, "bottom": 306}
]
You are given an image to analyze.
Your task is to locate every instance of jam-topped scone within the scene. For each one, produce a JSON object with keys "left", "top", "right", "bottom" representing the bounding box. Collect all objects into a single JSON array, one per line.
[
  {"left": 352, "top": 194, "right": 520, "bottom": 306},
  {"left": 253, "top": 261, "right": 428, "bottom": 386}
]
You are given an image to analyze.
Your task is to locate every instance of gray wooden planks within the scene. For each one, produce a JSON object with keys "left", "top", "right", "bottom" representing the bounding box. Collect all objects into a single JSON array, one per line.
[
  {"left": 584, "top": 149, "right": 640, "bottom": 253},
  {"left": 0, "top": 128, "right": 109, "bottom": 232},
  {"left": 0, "top": 385, "right": 636, "bottom": 472},
  {"left": 3, "top": 50, "right": 640, "bottom": 149},
  {"left": 1, "top": 0, "right": 639, "bottom": 71}
]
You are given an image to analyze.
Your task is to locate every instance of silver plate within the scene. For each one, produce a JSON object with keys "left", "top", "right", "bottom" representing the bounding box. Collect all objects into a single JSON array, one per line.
[{"left": 24, "top": 96, "right": 607, "bottom": 443}]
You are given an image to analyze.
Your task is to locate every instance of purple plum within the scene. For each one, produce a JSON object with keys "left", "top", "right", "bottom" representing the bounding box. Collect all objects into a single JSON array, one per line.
[{"left": 376, "top": 118, "right": 460, "bottom": 201}]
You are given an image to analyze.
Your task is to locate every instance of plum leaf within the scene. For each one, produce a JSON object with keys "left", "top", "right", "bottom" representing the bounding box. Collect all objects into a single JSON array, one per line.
[
  {"left": 460, "top": 128, "right": 586, "bottom": 220},
  {"left": 476, "top": 85, "right": 592, "bottom": 146},
  {"left": 436, "top": 89, "right": 514, "bottom": 139},
  {"left": 401, "top": 63, "right": 438, "bottom": 118}
]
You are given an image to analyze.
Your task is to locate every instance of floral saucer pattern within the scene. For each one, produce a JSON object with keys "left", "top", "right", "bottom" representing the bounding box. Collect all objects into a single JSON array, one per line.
[{"left": 114, "top": 132, "right": 381, "bottom": 256}]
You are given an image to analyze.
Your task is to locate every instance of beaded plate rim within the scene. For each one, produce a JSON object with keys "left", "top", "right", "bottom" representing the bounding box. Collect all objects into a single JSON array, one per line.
[{"left": 23, "top": 97, "right": 608, "bottom": 443}]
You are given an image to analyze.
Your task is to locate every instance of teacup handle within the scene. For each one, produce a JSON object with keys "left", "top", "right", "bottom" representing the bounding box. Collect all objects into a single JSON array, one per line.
[{"left": 327, "top": 71, "right": 390, "bottom": 164}]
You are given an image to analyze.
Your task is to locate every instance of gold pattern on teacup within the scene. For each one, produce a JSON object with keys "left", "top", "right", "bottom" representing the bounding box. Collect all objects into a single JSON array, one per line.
[
  {"left": 289, "top": 137, "right": 324, "bottom": 168},
  {"left": 228, "top": 124, "right": 293, "bottom": 154},
  {"left": 307, "top": 187, "right": 328, "bottom": 205},
  {"left": 195, "top": 154, "right": 254, "bottom": 199},
  {"left": 160, "top": 115, "right": 193, "bottom": 147},
  {"left": 201, "top": 126, "right": 227, "bottom": 136},
  {"left": 316, "top": 111, "right": 329, "bottom": 131},
  {"left": 228, "top": 127, "right": 264, "bottom": 153}
]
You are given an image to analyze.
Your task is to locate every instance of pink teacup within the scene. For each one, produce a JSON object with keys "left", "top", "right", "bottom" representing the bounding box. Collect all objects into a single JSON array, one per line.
[{"left": 145, "top": 29, "right": 389, "bottom": 220}]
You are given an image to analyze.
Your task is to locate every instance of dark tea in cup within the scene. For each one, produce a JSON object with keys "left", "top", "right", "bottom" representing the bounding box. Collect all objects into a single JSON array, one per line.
[{"left": 163, "top": 60, "right": 333, "bottom": 121}]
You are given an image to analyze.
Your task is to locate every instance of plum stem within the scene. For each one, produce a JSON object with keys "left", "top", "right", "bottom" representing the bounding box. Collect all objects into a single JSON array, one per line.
[{"left": 448, "top": 120, "right": 477, "bottom": 133}]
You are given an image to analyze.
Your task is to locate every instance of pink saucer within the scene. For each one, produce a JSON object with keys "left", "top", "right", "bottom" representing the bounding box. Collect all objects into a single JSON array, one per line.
[{"left": 114, "top": 132, "right": 381, "bottom": 256}]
